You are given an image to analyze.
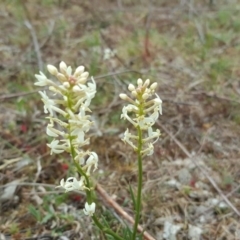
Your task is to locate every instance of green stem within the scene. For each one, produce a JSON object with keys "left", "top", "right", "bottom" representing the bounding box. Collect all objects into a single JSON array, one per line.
[
  {"left": 132, "top": 126, "right": 143, "bottom": 240},
  {"left": 92, "top": 216, "right": 125, "bottom": 240},
  {"left": 73, "top": 160, "right": 92, "bottom": 200}
]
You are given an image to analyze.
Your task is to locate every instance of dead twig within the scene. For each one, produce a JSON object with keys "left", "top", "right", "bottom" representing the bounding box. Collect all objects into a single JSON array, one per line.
[
  {"left": 95, "top": 183, "right": 156, "bottom": 240},
  {"left": 193, "top": 91, "right": 240, "bottom": 105},
  {"left": 158, "top": 122, "right": 240, "bottom": 217},
  {"left": 0, "top": 182, "right": 58, "bottom": 189},
  {"left": 0, "top": 90, "right": 39, "bottom": 101},
  {"left": 94, "top": 70, "right": 141, "bottom": 80},
  {"left": 0, "top": 70, "right": 140, "bottom": 101},
  {"left": 194, "top": 19, "right": 205, "bottom": 44},
  {"left": 21, "top": 0, "right": 43, "bottom": 71},
  {"left": 24, "top": 20, "right": 43, "bottom": 71}
]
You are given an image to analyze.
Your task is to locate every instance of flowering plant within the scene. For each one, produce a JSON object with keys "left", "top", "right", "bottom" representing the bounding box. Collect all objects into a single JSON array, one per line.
[
  {"left": 119, "top": 78, "right": 162, "bottom": 239},
  {"left": 35, "top": 62, "right": 162, "bottom": 240}
]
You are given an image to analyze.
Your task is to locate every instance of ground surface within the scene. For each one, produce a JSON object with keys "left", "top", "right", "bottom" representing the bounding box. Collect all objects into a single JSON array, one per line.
[{"left": 1, "top": 0, "right": 240, "bottom": 239}]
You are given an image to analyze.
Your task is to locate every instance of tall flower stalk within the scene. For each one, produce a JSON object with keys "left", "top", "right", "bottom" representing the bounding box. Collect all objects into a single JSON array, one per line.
[
  {"left": 120, "top": 78, "right": 162, "bottom": 240},
  {"left": 35, "top": 61, "right": 97, "bottom": 209}
]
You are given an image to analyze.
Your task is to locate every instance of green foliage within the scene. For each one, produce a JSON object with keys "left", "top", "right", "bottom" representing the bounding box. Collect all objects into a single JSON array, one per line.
[
  {"left": 128, "top": 184, "right": 136, "bottom": 211},
  {"left": 41, "top": 0, "right": 62, "bottom": 7},
  {"left": 28, "top": 193, "right": 74, "bottom": 225},
  {"left": 233, "top": 18, "right": 240, "bottom": 31},
  {"left": 15, "top": 98, "right": 28, "bottom": 114},
  {"left": 54, "top": 192, "right": 69, "bottom": 206},
  {"left": 121, "top": 226, "right": 132, "bottom": 240},
  {"left": 208, "top": 58, "right": 231, "bottom": 87},
  {"left": 182, "top": 186, "right": 192, "bottom": 196},
  {"left": 89, "top": 54, "right": 101, "bottom": 76},
  {"left": 82, "top": 30, "right": 101, "bottom": 48},
  {"left": 222, "top": 173, "right": 234, "bottom": 189},
  {"left": 8, "top": 223, "right": 20, "bottom": 235},
  {"left": 28, "top": 204, "right": 42, "bottom": 222},
  {"left": 216, "top": 10, "right": 232, "bottom": 28}
]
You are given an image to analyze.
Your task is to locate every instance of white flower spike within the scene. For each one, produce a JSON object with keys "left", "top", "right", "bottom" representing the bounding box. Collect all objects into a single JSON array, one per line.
[
  {"left": 120, "top": 79, "right": 162, "bottom": 156},
  {"left": 35, "top": 61, "right": 99, "bottom": 219}
]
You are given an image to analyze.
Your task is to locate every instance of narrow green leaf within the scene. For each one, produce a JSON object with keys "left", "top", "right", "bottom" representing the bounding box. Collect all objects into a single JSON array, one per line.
[
  {"left": 28, "top": 205, "right": 42, "bottom": 222},
  {"left": 41, "top": 213, "right": 54, "bottom": 224},
  {"left": 129, "top": 184, "right": 136, "bottom": 211}
]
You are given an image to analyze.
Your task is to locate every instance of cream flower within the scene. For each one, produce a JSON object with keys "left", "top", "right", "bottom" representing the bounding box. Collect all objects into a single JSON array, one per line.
[
  {"left": 47, "top": 139, "right": 68, "bottom": 155},
  {"left": 46, "top": 125, "right": 65, "bottom": 137},
  {"left": 34, "top": 72, "right": 53, "bottom": 86},
  {"left": 57, "top": 177, "right": 85, "bottom": 192},
  {"left": 83, "top": 152, "right": 98, "bottom": 176},
  {"left": 83, "top": 202, "right": 96, "bottom": 216},
  {"left": 75, "top": 150, "right": 89, "bottom": 165},
  {"left": 122, "top": 129, "right": 138, "bottom": 150},
  {"left": 39, "top": 91, "right": 67, "bottom": 116}
]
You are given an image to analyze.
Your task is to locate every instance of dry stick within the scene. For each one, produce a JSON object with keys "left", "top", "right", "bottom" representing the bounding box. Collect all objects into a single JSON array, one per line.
[
  {"left": 39, "top": 21, "right": 55, "bottom": 49},
  {"left": 94, "top": 70, "right": 141, "bottom": 80},
  {"left": 95, "top": 183, "right": 156, "bottom": 240},
  {"left": 0, "top": 70, "right": 139, "bottom": 101},
  {"left": 194, "top": 19, "right": 205, "bottom": 44},
  {"left": 144, "top": 11, "right": 151, "bottom": 59},
  {"left": 0, "top": 182, "right": 58, "bottom": 189},
  {"left": 162, "top": 98, "right": 198, "bottom": 106},
  {"left": 192, "top": 91, "right": 240, "bottom": 105},
  {"left": 21, "top": 0, "right": 43, "bottom": 71},
  {"left": 158, "top": 122, "right": 240, "bottom": 217},
  {"left": 0, "top": 90, "right": 39, "bottom": 101},
  {"left": 24, "top": 20, "right": 43, "bottom": 71},
  {"left": 0, "top": 181, "right": 85, "bottom": 195}
]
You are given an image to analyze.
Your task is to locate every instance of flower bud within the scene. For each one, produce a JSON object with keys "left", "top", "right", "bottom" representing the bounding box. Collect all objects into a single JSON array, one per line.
[
  {"left": 128, "top": 84, "right": 135, "bottom": 91},
  {"left": 150, "top": 82, "right": 158, "bottom": 90},
  {"left": 142, "top": 93, "right": 149, "bottom": 100},
  {"left": 77, "top": 77, "right": 88, "bottom": 84},
  {"left": 57, "top": 73, "right": 67, "bottom": 82},
  {"left": 137, "top": 78, "right": 143, "bottom": 86},
  {"left": 131, "top": 90, "right": 137, "bottom": 97},
  {"left": 63, "top": 82, "right": 70, "bottom": 88},
  {"left": 119, "top": 93, "right": 128, "bottom": 100},
  {"left": 143, "top": 79, "right": 150, "bottom": 88},
  {"left": 81, "top": 72, "right": 89, "bottom": 79},
  {"left": 72, "top": 85, "right": 82, "bottom": 92},
  {"left": 47, "top": 65, "right": 58, "bottom": 75},
  {"left": 74, "top": 66, "right": 85, "bottom": 76},
  {"left": 59, "top": 61, "right": 67, "bottom": 73}
]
